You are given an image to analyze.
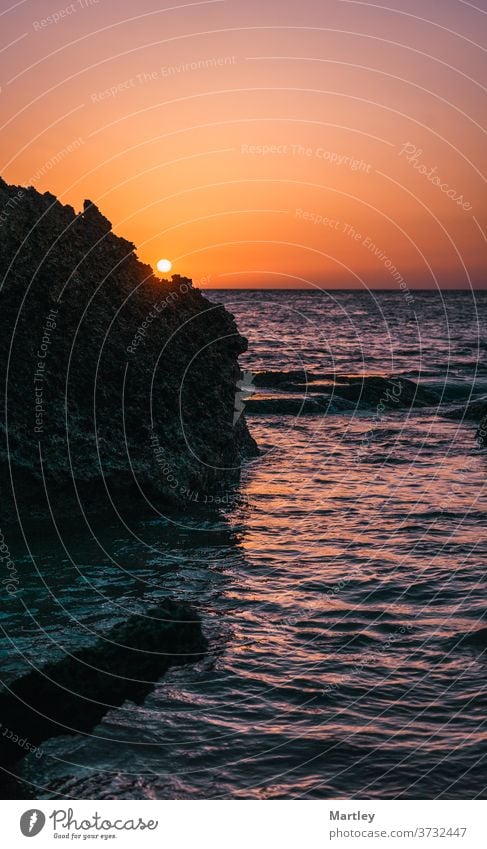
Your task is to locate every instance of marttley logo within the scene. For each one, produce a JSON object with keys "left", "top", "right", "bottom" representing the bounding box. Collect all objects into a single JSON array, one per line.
[{"left": 20, "top": 810, "right": 46, "bottom": 837}]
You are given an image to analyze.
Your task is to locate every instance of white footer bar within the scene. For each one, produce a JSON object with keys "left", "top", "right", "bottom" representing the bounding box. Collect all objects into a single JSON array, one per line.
[{"left": 1, "top": 799, "right": 484, "bottom": 848}]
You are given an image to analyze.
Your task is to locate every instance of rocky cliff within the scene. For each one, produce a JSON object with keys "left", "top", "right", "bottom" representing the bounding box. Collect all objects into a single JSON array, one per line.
[{"left": 0, "top": 178, "right": 257, "bottom": 523}]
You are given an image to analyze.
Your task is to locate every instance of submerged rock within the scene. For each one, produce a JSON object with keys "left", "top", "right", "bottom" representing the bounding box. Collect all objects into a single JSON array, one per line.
[
  {"left": 0, "top": 602, "right": 207, "bottom": 768},
  {"left": 324, "top": 375, "right": 439, "bottom": 409},
  {"left": 441, "top": 397, "right": 487, "bottom": 446},
  {"left": 442, "top": 399, "right": 487, "bottom": 422},
  {"left": 248, "top": 372, "right": 439, "bottom": 415},
  {"left": 0, "top": 178, "right": 257, "bottom": 521},
  {"left": 451, "top": 626, "right": 487, "bottom": 650}
]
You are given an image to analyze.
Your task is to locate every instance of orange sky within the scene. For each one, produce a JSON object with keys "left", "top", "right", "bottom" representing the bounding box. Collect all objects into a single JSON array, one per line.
[{"left": 0, "top": 0, "right": 485, "bottom": 288}]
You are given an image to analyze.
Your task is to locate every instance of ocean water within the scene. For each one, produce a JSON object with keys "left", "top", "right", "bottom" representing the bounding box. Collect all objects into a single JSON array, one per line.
[{"left": 2, "top": 290, "right": 487, "bottom": 799}]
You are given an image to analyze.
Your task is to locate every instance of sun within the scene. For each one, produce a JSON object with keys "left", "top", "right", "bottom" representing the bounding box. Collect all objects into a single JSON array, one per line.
[{"left": 156, "top": 258, "right": 172, "bottom": 273}]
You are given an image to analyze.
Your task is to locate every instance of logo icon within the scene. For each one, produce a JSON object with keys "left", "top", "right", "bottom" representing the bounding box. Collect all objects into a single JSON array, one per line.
[{"left": 20, "top": 810, "right": 46, "bottom": 837}]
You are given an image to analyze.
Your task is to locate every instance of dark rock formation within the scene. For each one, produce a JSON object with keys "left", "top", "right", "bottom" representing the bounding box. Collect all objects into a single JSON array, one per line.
[
  {"left": 247, "top": 372, "right": 439, "bottom": 415},
  {"left": 0, "top": 601, "right": 207, "bottom": 769},
  {"left": 442, "top": 399, "right": 487, "bottom": 422},
  {"left": 252, "top": 370, "right": 311, "bottom": 387},
  {"left": 0, "top": 177, "right": 257, "bottom": 522},
  {"left": 450, "top": 626, "right": 487, "bottom": 650},
  {"left": 324, "top": 375, "right": 439, "bottom": 409},
  {"left": 441, "top": 397, "right": 487, "bottom": 446}
]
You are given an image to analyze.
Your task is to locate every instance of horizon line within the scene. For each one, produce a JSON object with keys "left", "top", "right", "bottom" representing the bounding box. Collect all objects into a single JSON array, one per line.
[{"left": 198, "top": 286, "right": 487, "bottom": 292}]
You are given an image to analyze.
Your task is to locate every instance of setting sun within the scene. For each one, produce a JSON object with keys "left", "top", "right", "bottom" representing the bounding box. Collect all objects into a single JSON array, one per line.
[{"left": 156, "top": 259, "right": 172, "bottom": 274}]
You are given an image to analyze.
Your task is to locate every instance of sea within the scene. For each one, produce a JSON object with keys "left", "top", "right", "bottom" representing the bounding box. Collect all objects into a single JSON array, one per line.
[{"left": 2, "top": 289, "right": 486, "bottom": 799}]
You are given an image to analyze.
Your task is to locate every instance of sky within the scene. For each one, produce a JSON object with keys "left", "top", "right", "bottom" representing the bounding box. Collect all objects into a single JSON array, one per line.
[{"left": 0, "top": 0, "right": 485, "bottom": 288}]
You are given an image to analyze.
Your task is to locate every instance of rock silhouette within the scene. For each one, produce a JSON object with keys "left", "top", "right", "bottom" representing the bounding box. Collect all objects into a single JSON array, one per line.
[
  {"left": 0, "top": 602, "right": 207, "bottom": 769},
  {"left": 0, "top": 178, "right": 257, "bottom": 522}
]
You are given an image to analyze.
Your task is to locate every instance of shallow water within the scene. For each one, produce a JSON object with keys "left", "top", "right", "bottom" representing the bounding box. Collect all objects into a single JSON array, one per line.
[{"left": 2, "top": 290, "right": 486, "bottom": 799}]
